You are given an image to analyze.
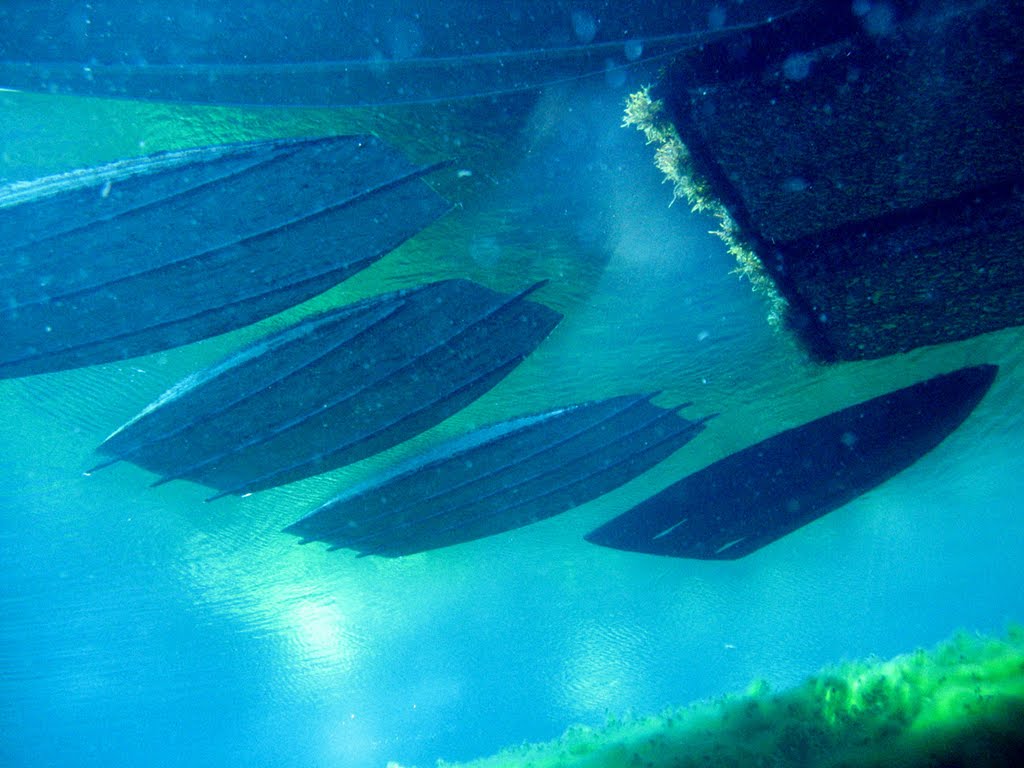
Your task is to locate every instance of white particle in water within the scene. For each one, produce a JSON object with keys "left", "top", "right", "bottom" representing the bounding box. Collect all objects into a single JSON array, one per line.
[
  {"left": 708, "top": 5, "right": 727, "bottom": 30},
  {"left": 571, "top": 10, "right": 597, "bottom": 44},
  {"left": 782, "top": 52, "right": 813, "bottom": 81}
]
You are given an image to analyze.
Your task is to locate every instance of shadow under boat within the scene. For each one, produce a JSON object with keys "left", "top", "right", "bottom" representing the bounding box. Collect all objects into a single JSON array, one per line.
[{"left": 0, "top": 134, "right": 450, "bottom": 379}]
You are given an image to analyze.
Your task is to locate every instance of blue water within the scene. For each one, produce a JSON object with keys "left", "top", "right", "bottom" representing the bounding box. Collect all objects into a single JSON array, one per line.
[{"left": 3, "top": 3, "right": 1024, "bottom": 767}]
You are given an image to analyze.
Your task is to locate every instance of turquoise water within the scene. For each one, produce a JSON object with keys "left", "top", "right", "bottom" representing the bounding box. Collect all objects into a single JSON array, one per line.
[{"left": 3, "top": 5, "right": 1024, "bottom": 767}]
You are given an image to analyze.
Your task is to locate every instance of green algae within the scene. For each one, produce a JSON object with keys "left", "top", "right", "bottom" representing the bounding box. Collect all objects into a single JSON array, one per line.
[
  {"left": 622, "top": 86, "right": 711, "bottom": 213},
  {"left": 622, "top": 87, "right": 788, "bottom": 329},
  {"left": 431, "top": 628, "right": 1024, "bottom": 768}
]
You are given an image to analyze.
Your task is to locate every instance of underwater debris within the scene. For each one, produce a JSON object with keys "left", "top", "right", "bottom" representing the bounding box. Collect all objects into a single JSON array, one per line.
[
  {"left": 586, "top": 365, "right": 997, "bottom": 560},
  {"left": 94, "top": 279, "right": 561, "bottom": 497},
  {"left": 285, "top": 393, "right": 708, "bottom": 557},
  {"left": 435, "top": 627, "right": 1024, "bottom": 768},
  {"left": 0, "top": 135, "right": 450, "bottom": 378}
]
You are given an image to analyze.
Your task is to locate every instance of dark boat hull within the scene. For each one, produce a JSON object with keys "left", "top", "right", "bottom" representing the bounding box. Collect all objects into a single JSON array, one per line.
[
  {"left": 586, "top": 365, "right": 998, "bottom": 560},
  {"left": 0, "top": 135, "right": 449, "bottom": 378},
  {"left": 286, "top": 393, "right": 708, "bottom": 557},
  {"left": 96, "top": 279, "right": 562, "bottom": 496}
]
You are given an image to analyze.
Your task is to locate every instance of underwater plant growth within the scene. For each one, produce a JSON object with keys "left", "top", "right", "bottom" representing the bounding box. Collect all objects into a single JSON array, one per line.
[
  {"left": 434, "top": 628, "right": 1024, "bottom": 768},
  {"left": 623, "top": 87, "right": 788, "bottom": 328}
]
